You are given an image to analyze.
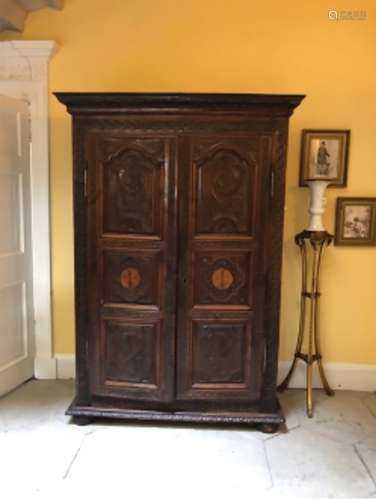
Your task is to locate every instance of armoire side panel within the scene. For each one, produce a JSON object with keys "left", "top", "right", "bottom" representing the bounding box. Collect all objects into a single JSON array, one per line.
[{"left": 87, "top": 134, "right": 178, "bottom": 402}]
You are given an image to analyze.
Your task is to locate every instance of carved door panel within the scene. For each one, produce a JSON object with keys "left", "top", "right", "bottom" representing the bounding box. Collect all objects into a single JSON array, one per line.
[
  {"left": 87, "top": 134, "right": 177, "bottom": 402},
  {"left": 176, "top": 134, "right": 273, "bottom": 403}
]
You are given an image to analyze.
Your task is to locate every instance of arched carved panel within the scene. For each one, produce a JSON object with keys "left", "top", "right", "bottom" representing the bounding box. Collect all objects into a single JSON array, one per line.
[
  {"left": 194, "top": 143, "right": 257, "bottom": 235},
  {"left": 102, "top": 138, "right": 165, "bottom": 236}
]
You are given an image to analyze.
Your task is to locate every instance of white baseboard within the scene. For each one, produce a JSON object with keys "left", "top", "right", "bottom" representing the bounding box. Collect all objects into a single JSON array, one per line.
[
  {"left": 48, "top": 354, "right": 376, "bottom": 391},
  {"left": 34, "top": 355, "right": 74, "bottom": 379},
  {"left": 278, "top": 361, "right": 376, "bottom": 392},
  {"left": 55, "top": 354, "right": 76, "bottom": 379},
  {"left": 34, "top": 357, "right": 57, "bottom": 379}
]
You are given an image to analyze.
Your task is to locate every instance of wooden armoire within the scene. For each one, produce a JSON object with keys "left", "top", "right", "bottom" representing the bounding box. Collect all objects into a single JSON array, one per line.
[{"left": 55, "top": 92, "right": 304, "bottom": 432}]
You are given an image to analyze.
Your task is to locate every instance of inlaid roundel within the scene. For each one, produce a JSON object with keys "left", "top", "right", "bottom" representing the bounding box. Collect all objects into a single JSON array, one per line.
[
  {"left": 212, "top": 267, "right": 234, "bottom": 290},
  {"left": 194, "top": 254, "right": 250, "bottom": 305},
  {"left": 115, "top": 260, "right": 144, "bottom": 302},
  {"left": 120, "top": 267, "right": 141, "bottom": 289},
  {"left": 103, "top": 251, "right": 160, "bottom": 306}
]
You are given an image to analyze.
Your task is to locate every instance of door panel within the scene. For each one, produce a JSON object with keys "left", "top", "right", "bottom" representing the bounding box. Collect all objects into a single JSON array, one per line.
[
  {"left": 0, "top": 172, "right": 22, "bottom": 254},
  {"left": 0, "top": 283, "right": 26, "bottom": 367},
  {"left": 177, "top": 134, "right": 272, "bottom": 402},
  {"left": 191, "top": 319, "right": 251, "bottom": 388},
  {"left": 0, "top": 95, "right": 34, "bottom": 397},
  {"left": 101, "top": 319, "right": 161, "bottom": 389},
  {"left": 88, "top": 134, "right": 177, "bottom": 402},
  {"left": 193, "top": 137, "right": 257, "bottom": 237},
  {"left": 102, "top": 139, "right": 165, "bottom": 236}
]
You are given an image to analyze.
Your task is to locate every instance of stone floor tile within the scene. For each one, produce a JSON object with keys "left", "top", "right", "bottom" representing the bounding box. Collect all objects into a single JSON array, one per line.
[
  {"left": 279, "top": 389, "right": 306, "bottom": 430},
  {"left": 265, "top": 426, "right": 375, "bottom": 498},
  {"left": 303, "top": 418, "right": 373, "bottom": 446},
  {"left": 363, "top": 394, "right": 376, "bottom": 419},
  {"left": 280, "top": 389, "right": 376, "bottom": 437},
  {"left": 280, "top": 391, "right": 375, "bottom": 445},
  {"left": 1, "top": 380, "right": 376, "bottom": 498},
  {"left": 0, "top": 421, "right": 83, "bottom": 488},
  {"left": 356, "top": 436, "right": 376, "bottom": 487},
  {"left": 0, "top": 379, "right": 74, "bottom": 431},
  {"left": 67, "top": 424, "right": 272, "bottom": 498},
  {"left": 5, "top": 481, "right": 287, "bottom": 500}
]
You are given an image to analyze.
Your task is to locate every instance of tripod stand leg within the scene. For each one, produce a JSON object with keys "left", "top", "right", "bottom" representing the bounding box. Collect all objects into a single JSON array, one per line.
[
  {"left": 305, "top": 243, "right": 319, "bottom": 418},
  {"left": 306, "top": 360, "right": 313, "bottom": 418},
  {"left": 317, "top": 358, "right": 335, "bottom": 396},
  {"left": 314, "top": 242, "right": 335, "bottom": 397}
]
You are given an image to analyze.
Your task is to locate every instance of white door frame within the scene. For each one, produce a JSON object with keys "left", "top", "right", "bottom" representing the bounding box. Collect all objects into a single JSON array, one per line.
[{"left": 0, "top": 41, "right": 58, "bottom": 378}]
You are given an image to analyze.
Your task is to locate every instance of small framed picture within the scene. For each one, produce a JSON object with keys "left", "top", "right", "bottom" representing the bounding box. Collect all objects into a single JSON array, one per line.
[
  {"left": 335, "top": 197, "right": 376, "bottom": 246},
  {"left": 299, "top": 129, "right": 350, "bottom": 187}
]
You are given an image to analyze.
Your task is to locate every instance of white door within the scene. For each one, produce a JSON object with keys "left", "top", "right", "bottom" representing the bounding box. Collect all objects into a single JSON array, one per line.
[{"left": 0, "top": 95, "right": 34, "bottom": 396}]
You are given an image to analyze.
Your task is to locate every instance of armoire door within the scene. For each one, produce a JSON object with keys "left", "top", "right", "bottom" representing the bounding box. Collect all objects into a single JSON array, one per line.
[
  {"left": 86, "top": 133, "right": 178, "bottom": 403},
  {"left": 176, "top": 133, "right": 273, "bottom": 403}
]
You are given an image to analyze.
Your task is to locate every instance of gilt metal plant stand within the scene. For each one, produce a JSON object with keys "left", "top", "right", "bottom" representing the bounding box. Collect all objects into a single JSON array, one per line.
[{"left": 277, "top": 230, "right": 335, "bottom": 417}]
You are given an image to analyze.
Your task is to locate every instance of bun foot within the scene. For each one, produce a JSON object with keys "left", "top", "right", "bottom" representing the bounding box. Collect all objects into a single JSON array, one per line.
[
  {"left": 258, "top": 422, "right": 279, "bottom": 434},
  {"left": 72, "top": 415, "right": 93, "bottom": 426}
]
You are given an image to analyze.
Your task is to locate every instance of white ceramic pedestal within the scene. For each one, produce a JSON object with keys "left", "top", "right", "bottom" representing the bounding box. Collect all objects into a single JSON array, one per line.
[{"left": 306, "top": 180, "right": 330, "bottom": 232}]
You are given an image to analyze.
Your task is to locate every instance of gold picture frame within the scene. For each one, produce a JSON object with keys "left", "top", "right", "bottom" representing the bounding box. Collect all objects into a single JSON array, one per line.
[
  {"left": 335, "top": 197, "right": 376, "bottom": 246},
  {"left": 299, "top": 129, "right": 350, "bottom": 187}
]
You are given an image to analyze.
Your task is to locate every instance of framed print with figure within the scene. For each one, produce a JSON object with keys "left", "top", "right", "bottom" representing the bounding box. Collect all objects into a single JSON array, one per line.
[
  {"left": 335, "top": 197, "right": 376, "bottom": 246},
  {"left": 299, "top": 129, "right": 350, "bottom": 187}
]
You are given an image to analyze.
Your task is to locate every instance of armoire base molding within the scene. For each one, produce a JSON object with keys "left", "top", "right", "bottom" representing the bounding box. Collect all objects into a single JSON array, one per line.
[{"left": 66, "top": 398, "right": 284, "bottom": 428}]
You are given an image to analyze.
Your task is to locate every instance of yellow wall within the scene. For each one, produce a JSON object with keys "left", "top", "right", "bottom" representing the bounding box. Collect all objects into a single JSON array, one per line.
[{"left": 2, "top": 0, "right": 375, "bottom": 363}]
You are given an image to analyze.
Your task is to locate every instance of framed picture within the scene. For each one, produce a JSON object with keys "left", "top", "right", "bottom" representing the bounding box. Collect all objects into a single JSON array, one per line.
[
  {"left": 299, "top": 129, "right": 350, "bottom": 187},
  {"left": 335, "top": 197, "right": 376, "bottom": 246}
]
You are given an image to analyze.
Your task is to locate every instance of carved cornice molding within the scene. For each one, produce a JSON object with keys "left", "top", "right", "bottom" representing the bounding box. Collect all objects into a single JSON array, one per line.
[{"left": 0, "top": 40, "right": 58, "bottom": 81}]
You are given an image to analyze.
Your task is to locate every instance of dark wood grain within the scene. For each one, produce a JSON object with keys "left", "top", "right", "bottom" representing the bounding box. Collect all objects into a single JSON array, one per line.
[
  {"left": 54, "top": 92, "right": 305, "bottom": 431},
  {"left": 87, "top": 134, "right": 177, "bottom": 402},
  {"left": 176, "top": 134, "right": 268, "bottom": 403}
]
